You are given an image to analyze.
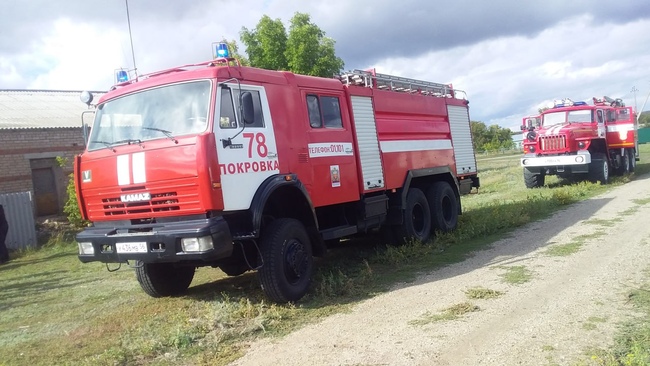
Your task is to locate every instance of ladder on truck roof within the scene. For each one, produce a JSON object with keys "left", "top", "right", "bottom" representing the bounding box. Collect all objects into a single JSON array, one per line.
[{"left": 337, "top": 69, "right": 465, "bottom": 99}]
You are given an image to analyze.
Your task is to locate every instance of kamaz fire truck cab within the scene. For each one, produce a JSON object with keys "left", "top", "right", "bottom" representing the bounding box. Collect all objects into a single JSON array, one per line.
[
  {"left": 75, "top": 43, "right": 479, "bottom": 302},
  {"left": 520, "top": 97, "right": 638, "bottom": 188}
]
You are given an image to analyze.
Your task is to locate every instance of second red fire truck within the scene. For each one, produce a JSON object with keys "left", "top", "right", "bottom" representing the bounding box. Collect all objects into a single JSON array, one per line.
[
  {"left": 521, "top": 97, "right": 638, "bottom": 188},
  {"left": 74, "top": 44, "right": 479, "bottom": 302}
]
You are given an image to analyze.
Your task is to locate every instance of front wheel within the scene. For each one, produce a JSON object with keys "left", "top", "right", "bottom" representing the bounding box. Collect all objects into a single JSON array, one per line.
[
  {"left": 523, "top": 168, "right": 545, "bottom": 188},
  {"left": 258, "top": 218, "right": 313, "bottom": 303},
  {"left": 135, "top": 262, "right": 195, "bottom": 297},
  {"left": 589, "top": 153, "right": 609, "bottom": 184}
]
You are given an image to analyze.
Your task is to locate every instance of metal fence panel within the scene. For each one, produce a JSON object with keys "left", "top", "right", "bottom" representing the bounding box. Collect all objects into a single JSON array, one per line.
[{"left": 0, "top": 192, "right": 37, "bottom": 249}]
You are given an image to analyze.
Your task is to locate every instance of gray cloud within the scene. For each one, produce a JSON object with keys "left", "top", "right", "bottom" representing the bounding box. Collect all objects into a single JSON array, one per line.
[{"left": 311, "top": 0, "right": 650, "bottom": 69}]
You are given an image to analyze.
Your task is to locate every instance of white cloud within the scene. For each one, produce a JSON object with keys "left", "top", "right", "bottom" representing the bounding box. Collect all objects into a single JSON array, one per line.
[
  {"left": 23, "top": 19, "right": 125, "bottom": 90},
  {"left": 1, "top": 0, "right": 649, "bottom": 130}
]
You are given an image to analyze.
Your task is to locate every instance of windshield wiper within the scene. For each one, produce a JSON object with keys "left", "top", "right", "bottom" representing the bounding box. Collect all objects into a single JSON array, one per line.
[
  {"left": 142, "top": 127, "right": 178, "bottom": 143},
  {"left": 113, "top": 138, "right": 144, "bottom": 147},
  {"left": 90, "top": 140, "right": 116, "bottom": 152}
]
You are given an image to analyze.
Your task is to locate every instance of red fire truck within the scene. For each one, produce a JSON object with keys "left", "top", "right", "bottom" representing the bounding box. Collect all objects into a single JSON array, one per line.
[
  {"left": 75, "top": 45, "right": 479, "bottom": 302},
  {"left": 521, "top": 97, "right": 638, "bottom": 188}
]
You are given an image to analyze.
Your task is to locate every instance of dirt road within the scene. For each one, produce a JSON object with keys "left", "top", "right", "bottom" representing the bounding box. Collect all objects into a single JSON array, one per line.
[{"left": 231, "top": 174, "right": 650, "bottom": 366}]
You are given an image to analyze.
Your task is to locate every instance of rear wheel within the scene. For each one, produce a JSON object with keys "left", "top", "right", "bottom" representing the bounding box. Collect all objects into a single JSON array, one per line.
[
  {"left": 589, "top": 153, "right": 609, "bottom": 184},
  {"left": 523, "top": 168, "right": 545, "bottom": 188},
  {"left": 616, "top": 151, "right": 630, "bottom": 175},
  {"left": 135, "top": 262, "right": 195, "bottom": 297},
  {"left": 629, "top": 149, "right": 636, "bottom": 172},
  {"left": 426, "top": 181, "right": 458, "bottom": 233},
  {"left": 258, "top": 218, "right": 313, "bottom": 303},
  {"left": 393, "top": 188, "right": 432, "bottom": 244}
]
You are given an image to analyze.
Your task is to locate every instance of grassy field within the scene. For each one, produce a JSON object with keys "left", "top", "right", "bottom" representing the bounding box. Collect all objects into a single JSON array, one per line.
[{"left": 1, "top": 145, "right": 650, "bottom": 365}]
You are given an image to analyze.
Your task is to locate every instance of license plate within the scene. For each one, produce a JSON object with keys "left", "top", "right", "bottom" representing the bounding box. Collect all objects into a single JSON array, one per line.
[{"left": 116, "top": 242, "right": 148, "bottom": 253}]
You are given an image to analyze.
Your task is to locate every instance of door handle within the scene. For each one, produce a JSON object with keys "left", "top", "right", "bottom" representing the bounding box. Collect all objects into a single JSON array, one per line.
[
  {"left": 345, "top": 148, "right": 353, "bottom": 154},
  {"left": 268, "top": 152, "right": 278, "bottom": 158}
]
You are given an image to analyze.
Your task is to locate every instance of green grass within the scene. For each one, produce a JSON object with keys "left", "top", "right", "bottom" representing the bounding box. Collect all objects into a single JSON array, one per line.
[
  {"left": 409, "top": 302, "right": 480, "bottom": 325},
  {"left": 464, "top": 287, "right": 504, "bottom": 300},
  {"left": 583, "top": 218, "right": 621, "bottom": 228},
  {"left": 497, "top": 265, "right": 534, "bottom": 285},
  {"left": 544, "top": 232, "right": 605, "bottom": 257},
  {"left": 1, "top": 144, "right": 649, "bottom": 365},
  {"left": 583, "top": 279, "right": 650, "bottom": 365}
]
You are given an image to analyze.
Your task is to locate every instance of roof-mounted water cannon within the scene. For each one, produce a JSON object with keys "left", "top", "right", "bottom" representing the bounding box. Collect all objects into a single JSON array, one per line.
[{"left": 593, "top": 96, "right": 625, "bottom": 107}]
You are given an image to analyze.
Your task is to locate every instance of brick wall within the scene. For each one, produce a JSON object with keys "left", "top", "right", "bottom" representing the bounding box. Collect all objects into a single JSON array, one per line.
[{"left": 0, "top": 128, "right": 85, "bottom": 214}]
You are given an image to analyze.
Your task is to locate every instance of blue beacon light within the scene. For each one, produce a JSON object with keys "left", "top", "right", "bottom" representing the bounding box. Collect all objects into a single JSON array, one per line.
[
  {"left": 116, "top": 70, "right": 129, "bottom": 83},
  {"left": 216, "top": 42, "right": 230, "bottom": 58}
]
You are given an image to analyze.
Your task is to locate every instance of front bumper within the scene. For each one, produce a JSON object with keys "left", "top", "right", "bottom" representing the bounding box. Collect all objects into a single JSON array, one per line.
[
  {"left": 77, "top": 216, "right": 233, "bottom": 264},
  {"left": 521, "top": 151, "right": 591, "bottom": 167}
]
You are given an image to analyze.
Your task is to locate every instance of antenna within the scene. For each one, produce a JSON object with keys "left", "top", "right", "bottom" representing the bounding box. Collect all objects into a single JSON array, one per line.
[{"left": 125, "top": 0, "right": 138, "bottom": 80}]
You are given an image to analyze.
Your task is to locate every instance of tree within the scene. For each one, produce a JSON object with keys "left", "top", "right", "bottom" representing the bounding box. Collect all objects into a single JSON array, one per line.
[
  {"left": 240, "top": 12, "right": 344, "bottom": 77},
  {"left": 221, "top": 38, "right": 250, "bottom": 66},
  {"left": 240, "top": 16, "right": 287, "bottom": 70},
  {"left": 470, "top": 121, "right": 515, "bottom": 152}
]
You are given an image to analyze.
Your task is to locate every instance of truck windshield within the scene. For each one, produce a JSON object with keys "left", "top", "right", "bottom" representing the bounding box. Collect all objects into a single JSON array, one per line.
[
  {"left": 543, "top": 109, "right": 592, "bottom": 127},
  {"left": 88, "top": 80, "right": 211, "bottom": 151}
]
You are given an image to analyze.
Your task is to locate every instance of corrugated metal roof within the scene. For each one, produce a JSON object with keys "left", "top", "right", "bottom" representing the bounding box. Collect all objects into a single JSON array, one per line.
[{"left": 0, "top": 89, "right": 105, "bottom": 129}]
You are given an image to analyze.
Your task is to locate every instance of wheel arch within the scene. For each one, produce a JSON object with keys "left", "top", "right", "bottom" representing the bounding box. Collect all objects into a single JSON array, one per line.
[
  {"left": 249, "top": 174, "right": 325, "bottom": 256},
  {"left": 387, "top": 166, "right": 461, "bottom": 225}
]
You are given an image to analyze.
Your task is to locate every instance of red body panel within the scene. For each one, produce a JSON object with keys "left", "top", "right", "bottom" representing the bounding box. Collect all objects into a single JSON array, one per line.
[{"left": 79, "top": 63, "right": 469, "bottom": 221}]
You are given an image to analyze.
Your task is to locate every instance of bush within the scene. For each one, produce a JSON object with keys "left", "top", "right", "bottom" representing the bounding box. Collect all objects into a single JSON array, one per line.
[
  {"left": 57, "top": 156, "right": 88, "bottom": 228},
  {"left": 63, "top": 173, "right": 88, "bottom": 228}
]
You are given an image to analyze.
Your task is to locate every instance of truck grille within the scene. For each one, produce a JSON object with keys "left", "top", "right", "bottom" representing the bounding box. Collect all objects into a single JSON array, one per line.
[
  {"left": 540, "top": 135, "right": 566, "bottom": 151},
  {"left": 102, "top": 192, "right": 180, "bottom": 216}
]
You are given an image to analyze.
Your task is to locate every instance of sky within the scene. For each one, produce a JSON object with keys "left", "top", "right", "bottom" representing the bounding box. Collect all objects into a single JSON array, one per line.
[{"left": 2, "top": 0, "right": 650, "bottom": 131}]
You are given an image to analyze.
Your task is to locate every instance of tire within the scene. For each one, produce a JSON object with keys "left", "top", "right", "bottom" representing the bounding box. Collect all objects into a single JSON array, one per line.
[
  {"left": 426, "top": 181, "right": 458, "bottom": 233},
  {"left": 394, "top": 188, "right": 432, "bottom": 244},
  {"left": 629, "top": 148, "right": 636, "bottom": 172},
  {"left": 135, "top": 262, "right": 195, "bottom": 297},
  {"left": 616, "top": 151, "right": 630, "bottom": 175},
  {"left": 257, "top": 218, "right": 313, "bottom": 303},
  {"left": 523, "top": 168, "right": 545, "bottom": 189},
  {"left": 589, "top": 153, "right": 609, "bottom": 184}
]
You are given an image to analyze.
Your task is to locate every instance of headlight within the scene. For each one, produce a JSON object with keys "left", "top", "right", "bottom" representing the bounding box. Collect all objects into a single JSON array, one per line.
[
  {"left": 78, "top": 242, "right": 94, "bottom": 255},
  {"left": 529, "top": 146, "right": 536, "bottom": 153},
  {"left": 181, "top": 236, "right": 214, "bottom": 252},
  {"left": 578, "top": 141, "right": 586, "bottom": 149}
]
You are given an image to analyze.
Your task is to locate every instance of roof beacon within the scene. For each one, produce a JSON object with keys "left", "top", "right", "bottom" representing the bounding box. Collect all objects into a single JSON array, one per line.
[
  {"left": 116, "top": 70, "right": 129, "bottom": 83},
  {"left": 215, "top": 42, "right": 229, "bottom": 59}
]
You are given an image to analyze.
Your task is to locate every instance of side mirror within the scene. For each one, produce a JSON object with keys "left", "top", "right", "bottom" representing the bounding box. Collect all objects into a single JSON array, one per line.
[
  {"left": 241, "top": 91, "right": 255, "bottom": 125},
  {"left": 81, "top": 110, "right": 95, "bottom": 145}
]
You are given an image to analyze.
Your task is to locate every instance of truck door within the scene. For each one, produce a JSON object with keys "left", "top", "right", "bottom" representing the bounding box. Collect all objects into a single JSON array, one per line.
[
  {"left": 214, "top": 83, "right": 280, "bottom": 211},
  {"left": 304, "top": 91, "right": 360, "bottom": 207},
  {"left": 596, "top": 109, "right": 606, "bottom": 138}
]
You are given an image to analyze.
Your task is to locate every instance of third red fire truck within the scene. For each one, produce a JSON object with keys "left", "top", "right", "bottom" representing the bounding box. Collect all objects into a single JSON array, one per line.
[{"left": 75, "top": 44, "right": 479, "bottom": 302}]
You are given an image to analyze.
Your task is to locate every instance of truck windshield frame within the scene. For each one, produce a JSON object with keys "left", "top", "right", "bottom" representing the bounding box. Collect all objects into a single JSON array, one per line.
[
  {"left": 88, "top": 80, "right": 212, "bottom": 151},
  {"left": 543, "top": 109, "right": 593, "bottom": 127}
]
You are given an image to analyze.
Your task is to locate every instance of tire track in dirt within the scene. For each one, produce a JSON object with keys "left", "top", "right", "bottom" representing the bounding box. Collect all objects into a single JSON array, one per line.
[{"left": 231, "top": 174, "right": 650, "bottom": 366}]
